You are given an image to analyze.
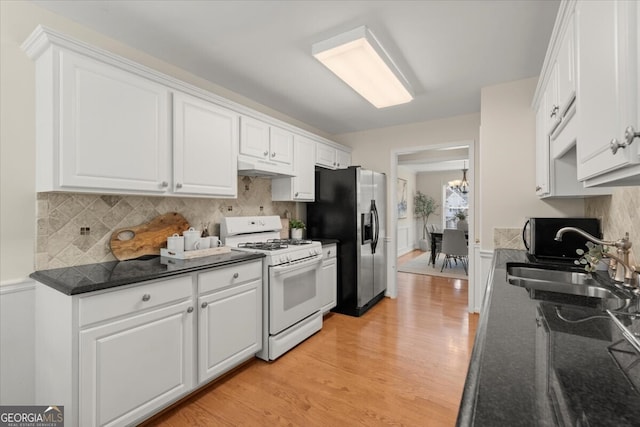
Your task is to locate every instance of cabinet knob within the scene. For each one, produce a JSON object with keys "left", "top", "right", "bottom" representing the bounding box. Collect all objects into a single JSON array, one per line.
[
  {"left": 233, "top": 272, "right": 239, "bottom": 279},
  {"left": 201, "top": 302, "right": 208, "bottom": 309},
  {"left": 142, "top": 294, "right": 151, "bottom": 302},
  {"left": 333, "top": 162, "right": 336, "bottom": 166},
  {"left": 187, "top": 307, "right": 194, "bottom": 313},
  {"left": 264, "top": 151, "right": 269, "bottom": 156},
  {"left": 610, "top": 138, "right": 627, "bottom": 155},
  {"left": 161, "top": 181, "right": 169, "bottom": 188},
  {"left": 624, "top": 125, "right": 639, "bottom": 146},
  {"left": 176, "top": 183, "right": 183, "bottom": 189},
  {"left": 295, "top": 192, "right": 299, "bottom": 197},
  {"left": 549, "top": 105, "right": 559, "bottom": 118},
  {"left": 271, "top": 152, "right": 276, "bottom": 158},
  {"left": 327, "top": 250, "right": 331, "bottom": 256},
  {"left": 535, "top": 186, "right": 542, "bottom": 191}
]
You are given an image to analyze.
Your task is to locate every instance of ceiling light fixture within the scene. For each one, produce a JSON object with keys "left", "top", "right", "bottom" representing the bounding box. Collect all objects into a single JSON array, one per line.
[
  {"left": 312, "top": 26, "right": 414, "bottom": 108},
  {"left": 449, "top": 161, "right": 470, "bottom": 194}
]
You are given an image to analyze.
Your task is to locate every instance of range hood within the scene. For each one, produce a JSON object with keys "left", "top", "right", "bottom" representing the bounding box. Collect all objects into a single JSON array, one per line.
[{"left": 237, "top": 158, "right": 296, "bottom": 178}]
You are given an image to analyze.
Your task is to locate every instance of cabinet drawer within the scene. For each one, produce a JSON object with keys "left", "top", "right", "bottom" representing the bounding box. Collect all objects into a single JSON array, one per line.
[
  {"left": 79, "top": 276, "right": 193, "bottom": 327},
  {"left": 198, "top": 260, "right": 262, "bottom": 294},
  {"left": 322, "top": 244, "right": 337, "bottom": 259}
]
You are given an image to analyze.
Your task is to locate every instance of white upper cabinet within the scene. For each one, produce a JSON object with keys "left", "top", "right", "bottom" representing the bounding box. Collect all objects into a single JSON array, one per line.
[
  {"left": 532, "top": 1, "right": 613, "bottom": 197},
  {"left": 239, "top": 116, "right": 294, "bottom": 174},
  {"left": 576, "top": 0, "right": 640, "bottom": 186},
  {"left": 272, "top": 134, "right": 316, "bottom": 201},
  {"left": 53, "top": 49, "right": 172, "bottom": 194},
  {"left": 316, "top": 142, "right": 351, "bottom": 169},
  {"left": 173, "top": 92, "right": 238, "bottom": 197}
]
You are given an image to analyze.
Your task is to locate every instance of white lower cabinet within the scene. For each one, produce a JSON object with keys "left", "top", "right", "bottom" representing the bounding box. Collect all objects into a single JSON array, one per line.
[
  {"left": 320, "top": 244, "right": 337, "bottom": 314},
  {"left": 79, "top": 299, "right": 194, "bottom": 427},
  {"left": 35, "top": 260, "right": 263, "bottom": 427},
  {"left": 197, "top": 261, "right": 262, "bottom": 384}
]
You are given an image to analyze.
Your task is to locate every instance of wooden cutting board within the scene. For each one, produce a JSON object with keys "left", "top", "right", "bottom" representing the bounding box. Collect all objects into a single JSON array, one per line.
[{"left": 110, "top": 212, "right": 190, "bottom": 261}]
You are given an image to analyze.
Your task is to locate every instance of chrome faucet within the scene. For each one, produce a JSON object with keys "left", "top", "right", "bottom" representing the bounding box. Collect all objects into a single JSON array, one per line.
[{"left": 555, "top": 227, "right": 638, "bottom": 289}]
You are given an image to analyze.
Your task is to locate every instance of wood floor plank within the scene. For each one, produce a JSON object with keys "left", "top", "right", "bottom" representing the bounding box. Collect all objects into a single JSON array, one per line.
[{"left": 141, "top": 250, "right": 478, "bottom": 426}]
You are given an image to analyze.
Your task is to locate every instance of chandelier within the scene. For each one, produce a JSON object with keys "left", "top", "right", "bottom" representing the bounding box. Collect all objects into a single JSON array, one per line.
[{"left": 448, "top": 161, "right": 470, "bottom": 194}]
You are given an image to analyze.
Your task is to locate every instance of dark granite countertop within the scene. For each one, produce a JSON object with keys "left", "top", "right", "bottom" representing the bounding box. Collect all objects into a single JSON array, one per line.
[
  {"left": 30, "top": 251, "right": 265, "bottom": 295},
  {"left": 458, "top": 249, "right": 640, "bottom": 426}
]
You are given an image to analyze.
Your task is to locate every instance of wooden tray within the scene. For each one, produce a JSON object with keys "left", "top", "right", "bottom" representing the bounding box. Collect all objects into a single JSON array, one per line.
[{"left": 160, "top": 246, "right": 232, "bottom": 260}]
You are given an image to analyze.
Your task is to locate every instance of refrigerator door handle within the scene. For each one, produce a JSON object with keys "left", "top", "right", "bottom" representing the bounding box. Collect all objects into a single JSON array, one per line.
[{"left": 371, "top": 200, "right": 379, "bottom": 254}]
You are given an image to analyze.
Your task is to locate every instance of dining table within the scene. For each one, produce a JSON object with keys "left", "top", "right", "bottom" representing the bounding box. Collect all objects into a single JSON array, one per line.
[{"left": 429, "top": 230, "right": 469, "bottom": 267}]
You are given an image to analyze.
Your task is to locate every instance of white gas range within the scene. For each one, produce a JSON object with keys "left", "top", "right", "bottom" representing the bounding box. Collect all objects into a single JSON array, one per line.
[{"left": 221, "top": 216, "right": 323, "bottom": 361}]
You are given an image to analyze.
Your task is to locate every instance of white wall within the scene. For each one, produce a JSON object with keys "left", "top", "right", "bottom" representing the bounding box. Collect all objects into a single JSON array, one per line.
[{"left": 478, "top": 78, "right": 585, "bottom": 250}]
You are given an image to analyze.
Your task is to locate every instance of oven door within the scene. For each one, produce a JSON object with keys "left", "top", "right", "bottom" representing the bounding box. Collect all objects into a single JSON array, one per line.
[{"left": 269, "top": 255, "right": 322, "bottom": 335}]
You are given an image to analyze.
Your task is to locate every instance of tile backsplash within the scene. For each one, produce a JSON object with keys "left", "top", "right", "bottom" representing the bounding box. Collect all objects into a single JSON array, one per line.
[
  {"left": 585, "top": 186, "right": 640, "bottom": 250},
  {"left": 36, "top": 177, "right": 295, "bottom": 270}
]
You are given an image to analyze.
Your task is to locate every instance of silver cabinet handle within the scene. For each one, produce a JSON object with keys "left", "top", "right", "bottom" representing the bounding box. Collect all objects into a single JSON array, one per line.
[
  {"left": 142, "top": 294, "right": 151, "bottom": 302},
  {"left": 550, "top": 105, "right": 559, "bottom": 118},
  {"left": 233, "top": 272, "right": 239, "bottom": 279},
  {"left": 176, "top": 183, "right": 183, "bottom": 189},
  {"left": 161, "top": 181, "right": 169, "bottom": 187},
  {"left": 187, "top": 307, "right": 194, "bottom": 313},
  {"left": 201, "top": 302, "right": 208, "bottom": 309},
  {"left": 610, "top": 138, "right": 626, "bottom": 155},
  {"left": 624, "top": 125, "right": 639, "bottom": 146},
  {"left": 264, "top": 150, "right": 269, "bottom": 156}
]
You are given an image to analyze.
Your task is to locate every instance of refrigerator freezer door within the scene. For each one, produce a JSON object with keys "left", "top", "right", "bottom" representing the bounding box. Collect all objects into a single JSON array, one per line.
[
  {"left": 372, "top": 171, "right": 387, "bottom": 297},
  {"left": 358, "top": 169, "right": 374, "bottom": 308}
]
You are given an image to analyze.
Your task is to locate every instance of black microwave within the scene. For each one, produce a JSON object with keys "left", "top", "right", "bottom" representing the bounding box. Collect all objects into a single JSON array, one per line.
[{"left": 523, "top": 217, "right": 601, "bottom": 262}]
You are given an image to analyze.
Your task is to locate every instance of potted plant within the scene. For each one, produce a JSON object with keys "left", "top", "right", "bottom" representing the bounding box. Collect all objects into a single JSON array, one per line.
[
  {"left": 414, "top": 191, "right": 439, "bottom": 251},
  {"left": 455, "top": 211, "right": 468, "bottom": 231},
  {"left": 289, "top": 219, "right": 305, "bottom": 240}
]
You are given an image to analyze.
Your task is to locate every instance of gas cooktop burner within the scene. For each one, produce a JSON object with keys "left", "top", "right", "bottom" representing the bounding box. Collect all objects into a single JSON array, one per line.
[
  {"left": 237, "top": 239, "right": 314, "bottom": 251},
  {"left": 268, "top": 239, "right": 313, "bottom": 246}
]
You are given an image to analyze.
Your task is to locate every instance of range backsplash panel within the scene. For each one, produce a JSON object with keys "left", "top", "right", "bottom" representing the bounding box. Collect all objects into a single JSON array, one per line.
[{"left": 36, "top": 177, "right": 295, "bottom": 270}]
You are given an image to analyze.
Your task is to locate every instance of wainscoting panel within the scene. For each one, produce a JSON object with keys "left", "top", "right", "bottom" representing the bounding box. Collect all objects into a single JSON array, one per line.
[
  {"left": 397, "top": 225, "right": 411, "bottom": 256},
  {"left": 0, "top": 279, "right": 36, "bottom": 404}
]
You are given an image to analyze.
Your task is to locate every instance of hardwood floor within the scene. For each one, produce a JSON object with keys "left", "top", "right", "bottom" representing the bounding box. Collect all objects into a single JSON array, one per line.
[{"left": 142, "top": 250, "right": 478, "bottom": 427}]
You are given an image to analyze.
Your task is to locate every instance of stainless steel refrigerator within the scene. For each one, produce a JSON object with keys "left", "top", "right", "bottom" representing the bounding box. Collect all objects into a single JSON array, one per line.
[{"left": 307, "top": 166, "right": 386, "bottom": 317}]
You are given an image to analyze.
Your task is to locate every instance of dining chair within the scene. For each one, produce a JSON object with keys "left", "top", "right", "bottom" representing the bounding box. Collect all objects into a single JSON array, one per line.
[{"left": 440, "top": 229, "right": 468, "bottom": 274}]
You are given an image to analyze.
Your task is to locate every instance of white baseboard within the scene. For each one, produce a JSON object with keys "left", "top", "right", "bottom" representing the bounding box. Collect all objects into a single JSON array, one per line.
[{"left": 0, "top": 279, "right": 36, "bottom": 404}]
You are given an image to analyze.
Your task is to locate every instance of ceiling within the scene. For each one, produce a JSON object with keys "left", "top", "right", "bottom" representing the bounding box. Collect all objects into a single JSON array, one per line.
[{"left": 31, "top": 0, "right": 559, "bottom": 136}]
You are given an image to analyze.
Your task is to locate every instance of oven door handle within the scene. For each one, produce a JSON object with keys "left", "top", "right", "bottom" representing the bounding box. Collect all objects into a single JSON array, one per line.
[{"left": 271, "top": 256, "right": 322, "bottom": 273}]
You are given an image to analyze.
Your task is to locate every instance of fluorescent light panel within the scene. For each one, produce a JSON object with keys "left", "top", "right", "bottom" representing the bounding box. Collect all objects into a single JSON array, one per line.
[{"left": 312, "top": 26, "right": 413, "bottom": 108}]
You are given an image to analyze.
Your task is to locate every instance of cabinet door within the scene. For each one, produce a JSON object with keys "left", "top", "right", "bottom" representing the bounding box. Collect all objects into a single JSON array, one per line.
[
  {"left": 336, "top": 149, "right": 351, "bottom": 169},
  {"left": 293, "top": 136, "right": 315, "bottom": 200},
  {"left": 239, "top": 116, "right": 270, "bottom": 160},
  {"left": 316, "top": 143, "right": 336, "bottom": 168},
  {"left": 321, "top": 256, "right": 337, "bottom": 314},
  {"left": 198, "top": 280, "right": 261, "bottom": 384},
  {"left": 544, "top": 63, "right": 560, "bottom": 134},
  {"left": 173, "top": 92, "right": 238, "bottom": 197},
  {"left": 269, "top": 126, "right": 294, "bottom": 167},
  {"left": 59, "top": 50, "right": 171, "bottom": 193},
  {"left": 79, "top": 300, "right": 194, "bottom": 427},
  {"left": 556, "top": 14, "right": 576, "bottom": 115},
  {"left": 271, "top": 135, "right": 315, "bottom": 201},
  {"left": 535, "top": 105, "right": 550, "bottom": 196},
  {"left": 576, "top": 0, "right": 639, "bottom": 181}
]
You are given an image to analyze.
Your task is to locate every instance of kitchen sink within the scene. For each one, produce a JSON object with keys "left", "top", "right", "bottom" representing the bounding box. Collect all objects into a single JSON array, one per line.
[{"left": 506, "top": 263, "right": 636, "bottom": 309}]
